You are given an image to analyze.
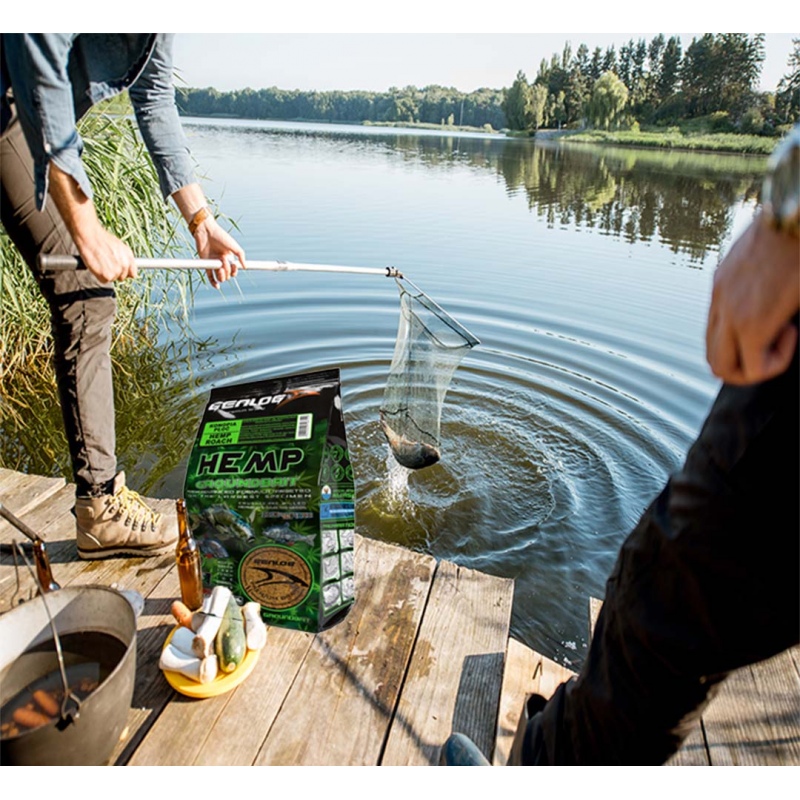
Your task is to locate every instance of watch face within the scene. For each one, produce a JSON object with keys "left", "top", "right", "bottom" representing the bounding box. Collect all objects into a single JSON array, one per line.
[{"left": 764, "top": 128, "right": 800, "bottom": 235}]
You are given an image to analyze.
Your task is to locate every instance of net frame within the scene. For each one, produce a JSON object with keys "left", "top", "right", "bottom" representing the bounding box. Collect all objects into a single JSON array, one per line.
[{"left": 380, "top": 277, "right": 479, "bottom": 469}]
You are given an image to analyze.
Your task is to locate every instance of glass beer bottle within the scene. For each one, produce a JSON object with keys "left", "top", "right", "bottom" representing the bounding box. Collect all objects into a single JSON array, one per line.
[{"left": 176, "top": 498, "right": 204, "bottom": 611}]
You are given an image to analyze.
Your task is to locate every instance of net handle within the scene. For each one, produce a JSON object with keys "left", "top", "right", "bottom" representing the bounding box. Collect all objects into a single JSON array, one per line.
[{"left": 38, "top": 254, "right": 403, "bottom": 278}]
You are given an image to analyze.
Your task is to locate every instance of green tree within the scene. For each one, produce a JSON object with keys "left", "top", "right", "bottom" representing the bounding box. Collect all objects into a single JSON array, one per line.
[
  {"left": 681, "top": 34, "right": 764, "bottom": 118},
  {"left": 575, "top": 43, "right": 591, "bottom": 81},
  {"left": 776, "top": 37, "right": 800, "bottom": 123},
  {"left": 586, "top": 71, "right": 629, "bottom": 129},
  {"left": 680, "top": 34, "right": 717, "bottom": 115},
  {"left": 549, "top": 90, "right": 567, "bottom": 129},
  {"left": 602, "top": 46, "right": 618, "bottom": 75},
  {"left": 530, "top": 84, "right": 548, "bottom": 130},
  {"left": 656, "top": 36, "right": 682, "bottom": 105},
  {"left": 618, "top": 40, "right": 633, "bottom": 87},
  {"left": 565, "top": 58, "right": 590, "bottom": 126},
  {"left": 503, "top": 70, "right": 534, "bottom": 131},
  {"left": 630, "top": 39, "right": 648, "bottom": 110},
  {"left": 590, "top": 47, "right": 604, "bottom": 81}
]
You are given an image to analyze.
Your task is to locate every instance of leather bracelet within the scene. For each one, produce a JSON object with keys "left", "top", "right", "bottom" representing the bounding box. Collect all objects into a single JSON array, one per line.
[{"left": 188, "top": 206, "right": 211, "bottom": 236}]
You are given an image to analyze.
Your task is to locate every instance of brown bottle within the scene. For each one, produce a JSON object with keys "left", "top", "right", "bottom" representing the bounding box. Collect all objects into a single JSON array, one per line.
[
  {"left": 176, "top": 498, "right": 204, "bottom": 611},
  {"left": 33, "top": 538, "right": 60, "bottom": 593}
]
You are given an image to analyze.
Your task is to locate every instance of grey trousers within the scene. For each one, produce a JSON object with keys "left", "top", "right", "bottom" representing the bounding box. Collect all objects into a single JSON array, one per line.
[
  {"left": 1, "top": 107, "right": 118, "bottom": 495},
  {"left": 520, "top": 336, "right": 800, "bottom": 764}
]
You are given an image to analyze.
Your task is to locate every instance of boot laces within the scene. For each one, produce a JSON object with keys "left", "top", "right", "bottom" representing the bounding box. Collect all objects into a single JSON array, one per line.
[{"left": 108, "top": 485, "right": 162, "bottom": 532}]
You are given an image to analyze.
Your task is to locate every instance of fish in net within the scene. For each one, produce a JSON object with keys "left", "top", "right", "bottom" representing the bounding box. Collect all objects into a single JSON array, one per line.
[{"left": 380, "top": 278, "right": 479, "bottom": 470}]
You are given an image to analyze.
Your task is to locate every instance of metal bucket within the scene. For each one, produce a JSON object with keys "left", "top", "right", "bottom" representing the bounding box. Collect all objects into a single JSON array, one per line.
[{"left": 0, "top": 586, "right": 137, "bottom": 766}]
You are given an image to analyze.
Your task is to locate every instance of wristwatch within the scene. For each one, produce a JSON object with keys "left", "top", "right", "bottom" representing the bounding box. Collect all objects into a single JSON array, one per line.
[{"left": 761, "top": 126, "right": 800, "bottom": 237}]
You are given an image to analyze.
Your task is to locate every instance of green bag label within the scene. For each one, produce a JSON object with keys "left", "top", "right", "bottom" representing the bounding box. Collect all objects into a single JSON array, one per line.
[{"left": 184, "top": 368, "right": 356, "bottom": 633}]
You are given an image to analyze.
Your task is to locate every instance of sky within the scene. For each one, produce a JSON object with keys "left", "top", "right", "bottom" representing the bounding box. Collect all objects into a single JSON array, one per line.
[
  {"left": 5, "top": 6, "right": 797, "bottom": 94},
  {"left": 171, "top": 32, "right": 797, "bottom": 95}
]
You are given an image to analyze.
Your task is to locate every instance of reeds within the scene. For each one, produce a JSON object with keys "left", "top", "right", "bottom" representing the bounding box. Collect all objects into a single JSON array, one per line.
[{"left": 1, "top": 96, "right": 202, "bottom": 482}]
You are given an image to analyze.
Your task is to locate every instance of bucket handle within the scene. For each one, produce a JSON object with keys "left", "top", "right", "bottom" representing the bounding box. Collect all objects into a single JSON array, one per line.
[{"left": 8, "top": 541, "right": 82, "bottom": 725}]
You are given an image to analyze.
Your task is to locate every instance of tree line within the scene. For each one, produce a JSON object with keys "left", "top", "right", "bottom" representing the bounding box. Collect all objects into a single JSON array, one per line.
[
  {"left": 176, "top": 34, "right": 800, "bottom": 135},
  {"left": 504, "top": 34, "right": 798, "bottom": 134},
  {"left": 176, "top": 84, "right": 507, "bottom": 131}
]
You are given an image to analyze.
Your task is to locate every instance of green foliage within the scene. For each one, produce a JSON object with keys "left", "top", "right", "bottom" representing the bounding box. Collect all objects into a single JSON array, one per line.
[
  {"left": 502, "top": 33, "right": 793, "bottom": 138},
  {"left": 776, "top": 38, "right": 800, "bottom": 123},
  {"left": 177, "top": 84, "right": 507, "bottom": 131},
  {"left": 585, "top": 72, "right": 629, "bottom": 130},
  {"left": 680, "top": 34, "right": 765, "bottom": 118},
  {"left": 530, "top": 84, "right": 548, "bottom": 131},
  {"left": 502, "top": 70, "right": 534, "bottom": 131},
  {"left": 566, "top": 128, "right": 777, "bottom": 155},
  {"left": 707, "top": 112, "right": 734, "bottom": 133},
  {"left": 740, "top": 107, "right": 766, "bottom": 135},
  {"left": 0, "top": 95, "right": 202, "bottom": 478}
]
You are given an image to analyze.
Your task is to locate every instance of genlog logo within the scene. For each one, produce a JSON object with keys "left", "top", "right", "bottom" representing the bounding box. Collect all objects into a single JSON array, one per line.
[{"left": 240, "top": 546, "right": 312, "bottom": 610}]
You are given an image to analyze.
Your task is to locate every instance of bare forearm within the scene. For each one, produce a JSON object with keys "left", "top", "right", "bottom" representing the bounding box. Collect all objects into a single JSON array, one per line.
[
  {"left": 171, "top": 183, "right": 247, "bottom": 287},
  {"left": 171, "top": 183, "right": 207, "bottom": 225},
  {"left": 48, "top": 163, "right": 136, "bottom": 282}
]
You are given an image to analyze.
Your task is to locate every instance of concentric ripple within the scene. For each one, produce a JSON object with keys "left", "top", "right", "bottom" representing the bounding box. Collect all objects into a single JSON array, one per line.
[{"left": 143, "top": 119, "right": 737, "bottom": 668}]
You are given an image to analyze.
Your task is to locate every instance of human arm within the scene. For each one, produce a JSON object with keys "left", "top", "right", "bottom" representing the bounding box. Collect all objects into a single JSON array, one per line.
[
  {"left": 706, "top": 128, "right": 800, "bottom": 386},
  {"left": 705, "top": 213, "right": 799, "bottom": 385},
  {"left": 1, "top": 33, "right": 94, "bottom": 210},
  {"left": 47, "top": 163, "right": 138, "bottom": 282},
  {"left": 129, "top": 35, "right": 246, "bottom": 287},
  {"left": 172, "top": 185, "right": 247, "bottom": 288}
]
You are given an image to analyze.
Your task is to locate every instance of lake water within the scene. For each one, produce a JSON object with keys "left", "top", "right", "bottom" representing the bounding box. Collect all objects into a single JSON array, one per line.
[{"left": 57, "top": 119, "right": 776, "bottom": 667}]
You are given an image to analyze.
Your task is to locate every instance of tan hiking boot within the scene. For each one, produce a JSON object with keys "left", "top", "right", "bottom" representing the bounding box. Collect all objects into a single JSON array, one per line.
[{"left": 75, "top": 471, "right": 177, "bottom": 560}]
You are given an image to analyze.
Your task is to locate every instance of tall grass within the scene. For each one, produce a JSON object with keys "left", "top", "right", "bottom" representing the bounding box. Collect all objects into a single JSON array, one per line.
[
  {"left": 0, "top": 95, "right": 203, "bottom": 479},
  {"left": 564, "top": 128, "right": 777, "bottom": 155}
]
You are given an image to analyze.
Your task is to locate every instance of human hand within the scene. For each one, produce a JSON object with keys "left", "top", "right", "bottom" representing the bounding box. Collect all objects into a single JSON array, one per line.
[
  {"left": 706, "top": 213, "right": 800, "bottom": 385},
  {"left": 74, "top": 223, "right": 138, "bottom": 283},
  {"left": 192, "top": 215, "right": 247, "bottom": 289},
  {"left": 47, "top": 161, "right": 137, "bottom": 282}
]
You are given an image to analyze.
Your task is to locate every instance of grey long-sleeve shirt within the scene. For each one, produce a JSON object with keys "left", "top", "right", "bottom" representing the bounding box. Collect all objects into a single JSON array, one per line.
[{"left": 1, "top": 33, "right": 196, "bottom": 210}]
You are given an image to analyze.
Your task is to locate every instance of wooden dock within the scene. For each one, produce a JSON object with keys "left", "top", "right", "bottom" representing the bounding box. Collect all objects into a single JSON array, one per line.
[{"left": 1, "top": 467, "right": 798, "bottom": 766}]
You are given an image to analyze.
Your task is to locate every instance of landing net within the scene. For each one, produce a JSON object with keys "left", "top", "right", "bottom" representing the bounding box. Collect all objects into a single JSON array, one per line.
[{"left": 380, "top": 278, "right": 479, "bottom": 470}]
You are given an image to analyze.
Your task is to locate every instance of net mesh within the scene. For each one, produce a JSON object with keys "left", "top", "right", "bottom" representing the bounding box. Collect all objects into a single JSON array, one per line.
[{"left": 380, "top": 278, "right": 479, "bottom": 470}]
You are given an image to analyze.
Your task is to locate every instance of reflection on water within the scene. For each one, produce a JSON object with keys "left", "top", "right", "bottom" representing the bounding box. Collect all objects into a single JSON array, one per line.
[
  {"left": 7, "top": 119, "right": 766, "bottom": 668},
  {"left": 0, "top": 314, "right": 215, "bottom": 495},
  {"left": 497, "top": 141, "right": 763, "bottom": 262}
]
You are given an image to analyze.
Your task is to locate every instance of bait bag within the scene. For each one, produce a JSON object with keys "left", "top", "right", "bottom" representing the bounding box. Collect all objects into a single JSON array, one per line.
[{"left": 184, "top": 368, "right": 356, "bottom": 633}]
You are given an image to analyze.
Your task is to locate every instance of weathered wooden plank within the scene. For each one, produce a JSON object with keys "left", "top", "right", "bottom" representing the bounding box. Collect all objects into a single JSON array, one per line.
[
  {"left": 751, "top": 645, "right": 800, "bottom": 765},
  {"left": 0, "top": 494, "right": 175, "bottom": 612},
  {"left": 381, "top": 560, "right": 514, "bottom": 766},
  {"left": 702, "top": 648, "right": 800, "bottom": 766},
  {"left": 589, "top": 596, "right": 602, "bottom": 637},
  {"left": 0, "top": 469, "right": 34, "bottom": 498},
  {"left": 666, "top": 723, "right": 709, "bottom": 766},
  {"left": 0, "top": 483, "right": 75, "bottom": 544},
  {"left": 191, "top": 627, "right": 315, "bottom": 765},
  {"left": 0, "top": 489, "right": 82, "bottom": 609},
  {"left": 0, "top": 471, "right": 67, "bottom": 530},
  {"left": 703, "top": 664, "right": 780, "bottom": 765},
  {"left": 112, "top": 566, "right": 187, "bottom": 765},
  {"left": 252, "top": 536, "right": 437, "bottom": 766},
  {"left": 0, "top": 468, "right": 21, "bottom": 490},
  {"left": 126, "top": 572, "right": 315, "bottom": 766},
  {"left": 493, "top": 637, "right": 576, "bottom": 765}
]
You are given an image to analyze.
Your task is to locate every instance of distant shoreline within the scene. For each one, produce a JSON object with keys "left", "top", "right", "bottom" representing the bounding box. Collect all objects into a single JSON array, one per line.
[
  {"left": 535, "top": 128, "right": 777, "bottom": 156},
  {"left": 179, "top": 112, "right": 500, "bottom": 135},
  {"left": 178, "top": 112, "right": 778, "bottom": 155}
]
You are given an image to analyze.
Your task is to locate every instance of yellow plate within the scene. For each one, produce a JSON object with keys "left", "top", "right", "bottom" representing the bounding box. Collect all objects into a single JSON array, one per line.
[{"left": 161, "top": 625, "right": 260, "bottom": 698}]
